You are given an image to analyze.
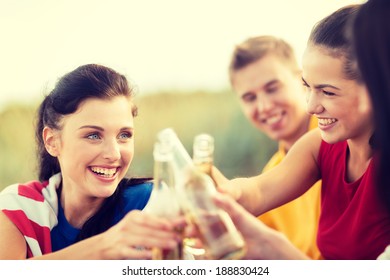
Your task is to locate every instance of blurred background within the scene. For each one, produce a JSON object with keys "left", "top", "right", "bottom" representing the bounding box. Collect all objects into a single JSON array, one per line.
[{"left": 0, "top": 0, "right": 364, "bottom": 190}]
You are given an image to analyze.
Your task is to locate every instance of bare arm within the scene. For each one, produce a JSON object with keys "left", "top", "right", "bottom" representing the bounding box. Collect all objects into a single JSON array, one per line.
[
  {"left": 0, "top": 210, "right": 184, "bottom": 260},
  {"left": 0, "top": 211, "right": 27, "bottom": 259},
  {"left": 213, "top": 129, "right": 322, "bottom": 216}
]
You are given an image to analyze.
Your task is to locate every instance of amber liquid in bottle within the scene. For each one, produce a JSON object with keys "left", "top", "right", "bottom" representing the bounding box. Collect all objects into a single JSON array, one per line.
[
  {"left": 152, "top": 225, "right": 184, "bottom": 260},
  {"left": 157, "top": 128, "right": 246, "bottom": 260},
  {"left": 183, "top": 169, "right": 246, "bottom": 260},
  {"left": 193, "top": 133, "right": 214, "bottom": 176}
]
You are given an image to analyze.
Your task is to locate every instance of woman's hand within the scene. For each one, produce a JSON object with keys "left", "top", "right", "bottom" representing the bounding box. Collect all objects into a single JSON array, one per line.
[
  {"left": 211, "top": 166, "right": 242, "bottom": 201},
  {"left": 97, "top": 210, "right": 186, "bottom": 259}
]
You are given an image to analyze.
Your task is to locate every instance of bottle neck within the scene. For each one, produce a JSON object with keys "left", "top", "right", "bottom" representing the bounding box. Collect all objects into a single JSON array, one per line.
[
  {"left": 157, "top": 128, "right": 194, "bottom": 172},
  {"left": 153, "top": 159, "right": 175, "bottom": 191},
  {"left": 193, "top": 149, "right": 214, "bottom": 176},
  {"left": 193, "top": 133, "right": 214, "bottom": 176}
]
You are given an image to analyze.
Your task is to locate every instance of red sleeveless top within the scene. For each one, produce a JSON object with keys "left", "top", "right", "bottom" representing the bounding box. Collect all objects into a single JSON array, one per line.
[{"left": 317, "top": 140, "right": 390, "bottom": 259}]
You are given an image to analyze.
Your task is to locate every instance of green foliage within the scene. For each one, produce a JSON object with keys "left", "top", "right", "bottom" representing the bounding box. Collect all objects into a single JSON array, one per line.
[{"left": 0, "top": 90, "right": 277, "bottom": 191}]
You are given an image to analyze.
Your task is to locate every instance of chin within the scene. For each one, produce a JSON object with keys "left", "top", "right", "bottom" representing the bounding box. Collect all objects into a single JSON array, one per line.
[
  {"left": 99, "top": 187, "right": 117, "bottom": 198},
  {"left": 267, "top": 131, "right": 285, "bottom": 141},
  {"left": 320, "top": 132, "right": 341, "bottom": 144}
]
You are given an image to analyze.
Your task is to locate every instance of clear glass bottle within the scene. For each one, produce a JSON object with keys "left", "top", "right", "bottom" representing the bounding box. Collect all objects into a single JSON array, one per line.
[
  {"left": 157, "top": 128, "right": 246, "bottom": 260},
  {"left": 145, "top": 140, "right": 184, "bottom": 260},
  {"left": 193, "top": 133, "right": 214, "bottom": 176},
  {"left": 186, "top": 133, "right": 215, "bottom": 258}
]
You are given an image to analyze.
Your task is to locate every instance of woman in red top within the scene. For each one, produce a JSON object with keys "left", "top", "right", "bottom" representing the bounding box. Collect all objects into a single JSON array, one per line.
[
  {"left": 352, "top": 0, "right": 390, "bottom": 259},
  {"left": 212, "top": 2, "right": 390, "bottom": 259}
]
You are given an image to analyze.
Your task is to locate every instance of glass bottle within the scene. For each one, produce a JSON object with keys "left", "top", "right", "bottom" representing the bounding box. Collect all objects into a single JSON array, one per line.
[
  {"left": 157, "top": 128, "right": 246, "bottom": 260},
  {"left": 193, "top": 133, "right": 214, "bottom": 176},
  {"left": 145, "top": 140, "right": 184, "bottom": 260},
  {"left": 186, "top": 133, "right": 215, "bottom": 258}
]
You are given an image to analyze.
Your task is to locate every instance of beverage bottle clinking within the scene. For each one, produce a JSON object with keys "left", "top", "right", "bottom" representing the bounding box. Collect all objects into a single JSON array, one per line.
[
  {"left": 145, "top": 140, "right": 184, "bottom": 260},
  {"left": 193, "top": 133, "right": 214, "bottom": 176},
  {"left": 185, "top": 133, "right": 215, "bottom": 258},
  {"left": 157, "top": 128, "right": 246, "bottom": 260}
]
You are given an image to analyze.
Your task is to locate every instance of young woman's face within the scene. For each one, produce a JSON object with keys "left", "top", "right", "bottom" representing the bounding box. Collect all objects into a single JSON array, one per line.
[
  {"left": 232, "top": 54, "right": 308, "bottom": 146},
  {"left": 302, "top": 45, "right": 373, "bottom": 144},
  {"left": 54, "top": 95, "right": 135, "bottom": 199}
]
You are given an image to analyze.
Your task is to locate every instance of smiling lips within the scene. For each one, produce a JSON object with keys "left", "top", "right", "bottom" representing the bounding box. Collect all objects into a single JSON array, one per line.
[
  {"left": 261, "top": 111, "right": 284, "bottom": 125},
  {"left": 318, "top": 118, "right": 337, "bottom": 126},
  {"left": 90, "top": 166, "right": 118, "bottom": 178}
]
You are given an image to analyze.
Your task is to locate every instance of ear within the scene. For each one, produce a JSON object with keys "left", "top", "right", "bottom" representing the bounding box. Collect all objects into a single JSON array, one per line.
[{"left": 42, "top": 127, "right": 60, "bottom": 157}]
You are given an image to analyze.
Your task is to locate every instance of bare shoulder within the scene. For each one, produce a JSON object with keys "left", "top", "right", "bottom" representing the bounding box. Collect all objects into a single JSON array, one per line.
[
  {"left": 289, "top": 128, "right": 322, "bottom": 161},
  {"left": 0, "top": 211, "right": 27, "bottom": 259}
]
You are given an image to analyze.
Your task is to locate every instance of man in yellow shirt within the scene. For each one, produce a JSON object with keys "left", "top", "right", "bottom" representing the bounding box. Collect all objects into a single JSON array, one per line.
[{"left": 228, "top": 35, "right": 321, "bottom": 259}]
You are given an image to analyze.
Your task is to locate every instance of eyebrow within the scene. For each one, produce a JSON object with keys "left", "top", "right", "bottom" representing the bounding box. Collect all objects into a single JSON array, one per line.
[
  {"left": 78, "top": 125, "right": 133, "bottom": 131},
  {"left": 301, "top": 77, "right": 341, "bottom": 90},
  {"left": 78, "top": 125, "right": 104, "bottom": 131}
]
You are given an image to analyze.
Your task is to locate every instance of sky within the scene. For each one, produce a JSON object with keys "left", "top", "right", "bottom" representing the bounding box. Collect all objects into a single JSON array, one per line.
[{"left": 0, "top": 0, "right": 364, "bottom": 110}]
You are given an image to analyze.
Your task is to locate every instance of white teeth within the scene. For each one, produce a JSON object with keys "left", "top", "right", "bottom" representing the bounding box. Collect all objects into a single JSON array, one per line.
[
  {"left": 264, "top": 112, "right": 282, "bottom": 125},
  {"left": 318, "top": 118, "right": 337, "bottom": 126},
  {"left": 90, "top": 167, "right": 117, "bottom": 177}
]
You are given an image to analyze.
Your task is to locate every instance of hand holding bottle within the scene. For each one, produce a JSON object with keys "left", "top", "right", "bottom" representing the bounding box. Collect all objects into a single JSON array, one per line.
[
  {"left": 157, "top": 128, "right": 247, "bottom": 260},
  {"left": 144, "top": 141, "right": 185, "bottom": 260}
]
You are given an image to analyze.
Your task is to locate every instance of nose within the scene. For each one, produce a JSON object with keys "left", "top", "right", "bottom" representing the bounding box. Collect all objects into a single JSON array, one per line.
[
  {"left": 306, "top": 90, "right": 324, "bottom": 115},
  {"left": 256, "top": 94, "right": 273, "bottom": 114},
  {"left": 103, "top": 139, "right": 121, "bottom": 161}
]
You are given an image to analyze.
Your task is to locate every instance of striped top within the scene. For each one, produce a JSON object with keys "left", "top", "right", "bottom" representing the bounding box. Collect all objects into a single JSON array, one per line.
[{"left": 0, "top": 174, "right": 60, "bottom": 257}]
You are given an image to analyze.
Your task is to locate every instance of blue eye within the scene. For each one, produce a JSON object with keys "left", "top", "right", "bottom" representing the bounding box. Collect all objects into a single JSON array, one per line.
[
  {"left": 118, "top": 132, "right": 133, "bottom": 140},
  {"left": 87, "top": 133, "right": 101, "bottom": 140}
]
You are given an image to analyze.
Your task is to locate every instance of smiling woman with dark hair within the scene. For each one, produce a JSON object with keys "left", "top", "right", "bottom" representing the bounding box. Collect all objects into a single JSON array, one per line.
[
  {"left": 0, "top": 64, "right": 184, "bottom": 259},
  {"left": 211, "top": 3, "right": 390, "bottom": 260}
]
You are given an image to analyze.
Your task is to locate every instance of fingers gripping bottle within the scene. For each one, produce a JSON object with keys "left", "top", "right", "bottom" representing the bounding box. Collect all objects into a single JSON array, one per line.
[
  {"left": 144, "top": 140, "right": 184, "bottom": 260},
  {"left": 157, "top": 128, "right": 246, "bottom": 260}
]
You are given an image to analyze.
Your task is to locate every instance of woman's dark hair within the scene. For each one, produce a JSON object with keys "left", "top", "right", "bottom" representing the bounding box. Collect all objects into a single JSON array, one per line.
[
  {"left": 36, "top": 64, "right": 149, "bottom": 239},
  {"left": 308, "top": 4, "right": 362, "bottom": 83},
  {"left": 36, "top": 64, "right": 137, "bottom": 181},
  {"left": 352, "top": 0, "right": 390, "bottom": 212},
  {"left": 309, "top": 4, "right": 378, "bottom": 148}
]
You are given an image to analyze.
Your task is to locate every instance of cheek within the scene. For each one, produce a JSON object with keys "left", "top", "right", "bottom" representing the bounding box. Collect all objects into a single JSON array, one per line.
[
  {"left": 342, "top": 96, "right": 361, "bottom": 117},
  {"left": 121, "top": 143, "right": 134, "bottom": 163},
  {"left": 240, "top": 102, "right": 256, "bottom": 118},
  {"left": 62, "top": 146, "right": 96, "bottom": 170},
  {"left": 58, "top": 139, "right": 86, "bottom": 161}
]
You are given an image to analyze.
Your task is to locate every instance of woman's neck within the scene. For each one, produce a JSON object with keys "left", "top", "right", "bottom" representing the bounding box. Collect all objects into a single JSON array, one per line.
[
  {"left": 60, "top": 188, "right": 104, "bottom": 229},
  {"left": 346, "top": 135, "right": 375, "bottom": 183}
]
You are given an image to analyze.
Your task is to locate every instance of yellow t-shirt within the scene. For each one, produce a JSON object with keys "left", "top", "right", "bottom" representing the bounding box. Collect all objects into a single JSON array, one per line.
[{"left": 259, "top": 116, "right": 322, "bottom": 259}]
